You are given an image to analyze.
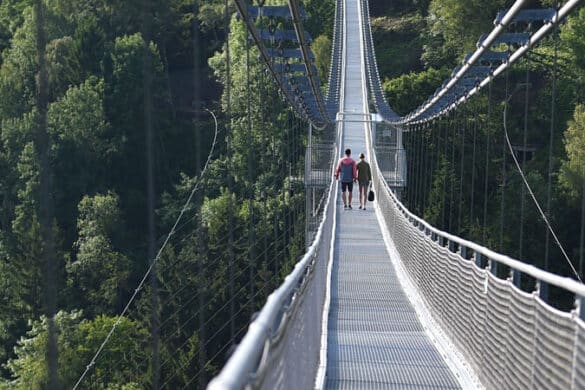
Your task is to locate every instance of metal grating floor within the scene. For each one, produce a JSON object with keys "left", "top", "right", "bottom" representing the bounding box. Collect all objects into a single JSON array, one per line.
[
  {"left": 324, "top": 0, "right": 462, "bottom": 387},
  {"left": 324, "top": 199, "right": 461, "bottom": 389}
]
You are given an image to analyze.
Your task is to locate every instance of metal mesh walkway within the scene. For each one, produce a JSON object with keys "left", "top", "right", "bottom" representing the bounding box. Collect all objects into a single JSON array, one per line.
[
  {"left": 325, "top": 202, "right": 461, "bottom": 389},
  {"left": 325, "top": 0, "right": 461, "bottom": 387}
]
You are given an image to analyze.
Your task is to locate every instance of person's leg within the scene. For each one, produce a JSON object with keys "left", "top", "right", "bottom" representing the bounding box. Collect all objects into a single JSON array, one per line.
[
  {"left": 362, "top": 185, "right": 367, "bottom": 209},
  {"left": 347, "top": 182, "right": 353, "bottom": 207}
]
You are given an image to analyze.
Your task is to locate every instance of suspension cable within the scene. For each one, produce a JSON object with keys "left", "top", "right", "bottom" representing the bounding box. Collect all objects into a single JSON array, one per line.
[
  {"left": 287, "top": 0, "right": 330, "bottom": 121},
  {"left": 470, "top": 103, "right": 478, "bottom": 227},
  {"left": 416, "top": 125, "right": 423, "bottom": 213},
  {"left": 441, "top": 115, "right": 448, "bottom": 228},
  {"left": 503, "top": 90, "right": 582, "bottom": 282},
  {"left": 500, "top": 70, "right": 510, "bottom": 252},
  {"left": 225, "top": 0, "right": 236, "bottom": 347},
  {"left": 448, "top": 110, "right": 457, "bottom": 232},
  {"left": 544, "top": 28, "right": 558, "bottom": 276},
  {"left": 519, "top": 56, "right": 530, "bottom": 261},
  {"left": 423, "top": 121, "right": 437, "bottom": 215},
  {"left": 72, "top": 108, "right": 220, "bottom": 390},
  {"left": 483, "top": 81, "right": 492, "bottom": 243},
  {"left": 246, "top": 17, "right": 256, "bottom": 318},
  {"left": 581, "top": 165, "right": 585, "bottom": 278},
  {"left": 423, "top": 124, "right": 432, "bottom": 214},
  {"left": 458, "top": 110, "right": 466, "bottom": 234}
]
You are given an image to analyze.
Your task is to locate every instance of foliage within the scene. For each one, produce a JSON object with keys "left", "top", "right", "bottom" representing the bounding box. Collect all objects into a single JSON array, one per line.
[
  {"left": 4, "top": 311, "right": 148, "bottom": 389},
  {"left": 372, "top": 13, "right": 425, "bottom": 78},
  {"left": 312, "top": 34, "right": 331, "bottom": 87},
  {"left": 561, "top": 7, "right": 585, "bottom": 74},
  {"left": 304, "top": 0, "right": 335, "bottom": 39},
  {"left": 383, "top": 68, "right": 447, "bottom": 115},
  {"left": 0, "top": 0, "right": 583, "bottom": 386},
  {"left": 424, "top": 0, "right": 505, "bottom": 66},
  {"left": 67, "top": 193, "right": 130, "bottom": 315},
  {"left": 560, "top": 104, "right": 585, "bottom": 199}
]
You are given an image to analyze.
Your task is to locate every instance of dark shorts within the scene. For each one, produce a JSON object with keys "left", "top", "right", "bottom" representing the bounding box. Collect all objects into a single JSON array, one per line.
[
  {"left": 359, "top": 181, "right": 369, "bottom": 188},
  {"left": 341, "top": 181, "right": 353, "bottom": 192}
]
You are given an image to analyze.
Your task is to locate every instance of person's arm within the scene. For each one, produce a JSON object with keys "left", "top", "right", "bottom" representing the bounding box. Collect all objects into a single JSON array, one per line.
[
  {"left": 334, "top": 160, "right": 341, "bottom": 179},
  {"left": 352, "top": 161, "right": 358, "bottom": 181},
  {"left": 368, "top": 163, "right": 372, "bottom": 181}
]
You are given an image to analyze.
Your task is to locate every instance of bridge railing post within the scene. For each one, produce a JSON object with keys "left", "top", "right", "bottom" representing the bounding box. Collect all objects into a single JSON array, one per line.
[
  {"left": 510, "top": 269, "right": 521, "bottom": 288},
  {"left": 578, "top": 295, "right": 585, "bottom": 322},
  {"left": 489, "top": 258, "right": 498, "bottom": 276},
  {"left": 474, "top": 252, "right": 482, "bottom": 268},
  {"left": 438, "top": 236, "right": 446, "bottom": 247},
  {"left": 459, "top": 245, "right": 468, "bottom": 260},
  {"left": 539, "top": 281, "right": 549, "bottom": 302}
]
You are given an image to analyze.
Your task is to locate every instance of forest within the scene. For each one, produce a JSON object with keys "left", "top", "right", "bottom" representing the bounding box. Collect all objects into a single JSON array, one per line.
[{"left": 0, "top": 0, "right": 583, "bottom": 388}]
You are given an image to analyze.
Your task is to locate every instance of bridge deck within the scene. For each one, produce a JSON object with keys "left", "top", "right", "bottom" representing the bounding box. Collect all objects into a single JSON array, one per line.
[
  {"left": 324, "top": 0, "right": 461, "bottom": 387},
  {"left": 325, "top": 202, "right": 461, "bottom": 389}
]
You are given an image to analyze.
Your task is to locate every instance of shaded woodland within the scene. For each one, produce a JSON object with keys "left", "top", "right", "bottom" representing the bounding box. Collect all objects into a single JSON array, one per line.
[{"left": 0, "top": 0, "right": 583, "bottom": 388}]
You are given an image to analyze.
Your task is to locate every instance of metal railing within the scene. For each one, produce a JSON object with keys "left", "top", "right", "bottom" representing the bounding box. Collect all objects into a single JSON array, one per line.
[
  {"left": 207, "top": 160, "right": 336, "bottom": 388},
  {"left": 368, "top": 124, "right": 585, "bottom": 389}
]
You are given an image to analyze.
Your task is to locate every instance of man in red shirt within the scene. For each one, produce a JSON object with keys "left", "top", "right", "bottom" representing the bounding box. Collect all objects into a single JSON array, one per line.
[{"left": 335, "top": 148, "right": 357, "bottom": 209}]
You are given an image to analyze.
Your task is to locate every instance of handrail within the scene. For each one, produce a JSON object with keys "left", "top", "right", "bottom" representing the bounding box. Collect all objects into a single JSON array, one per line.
[
  {"left": 378, "top": 169, "right": 585, "bottom": 299},
  {"left": 233, "top": 0, "right": 329, "bottom": 129},
  {"left": 207, "top": 174, "right": 336, "bottom": 389},
  {"left": 395, "top": 0, "right": 528, "bottom": 125},
  {"left": 288, "top": 0, "right": 331, "bottom": 122},
  {"left": 360, "top": 0, "right": 399, "bottom": 121},
  {"left": 398, "top": 0, "right": 583, "bottom": 125},
  {"left": 325, "top": 0, "right": 344, "bottom": 117},
  {"left": 435, "top": 0, "right": 584, "bottom": 124}
]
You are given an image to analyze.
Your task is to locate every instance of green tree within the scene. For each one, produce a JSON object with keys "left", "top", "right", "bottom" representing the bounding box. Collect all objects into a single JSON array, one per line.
[
  {"left": 45, "top": 36, "right": 82, "bottom": 100},
  {"left": 0, "top": 7, "right": 38, "bottom": 120},
  {"left": 304, "top": 0, "right": 335, "bottom": 39},
  {"left": 383, "top": 67, "right": 446, "bottom": 115},
  {"left": 560, "top": 104, "right": 585, "bottom": 199},
  {"left": 48, "top": 76, "right": 117, "bottom": 238},
  {"left": 561, "top": 7, "right": 585, "bottom": 73},
  {"left": 106, "top": 32, "right": 171, "bottom": 257},
  {"left": 423, "top": 0, "right": 505, "bottom": 67},
  {"left": 0, "top": 0, "right": 31, "bottom": 61},
  {"left": 67, "top": 193, "right": 130, "bottom": 315},
  {"left": 4, "top": 310, "right": 148, "bottom": 389},
  {"left": 312, "top": 34, "right": 331, "bottom": 87}
]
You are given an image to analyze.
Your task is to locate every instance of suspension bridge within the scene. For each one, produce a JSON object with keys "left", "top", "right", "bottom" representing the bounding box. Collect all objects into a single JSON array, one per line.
[
  {"left": 67, "top": 0, "right": 585, "bottom": 388},
  {"left": 206, "top": 0, "right": 585, "bottom": 388}
]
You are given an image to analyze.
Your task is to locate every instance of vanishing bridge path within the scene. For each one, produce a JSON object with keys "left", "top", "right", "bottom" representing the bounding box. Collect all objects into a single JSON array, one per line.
[
  {"left": 70, "top": 0, "right": 585, "bottom": 388},
  {"left": 208, "top": 0, "right": 585, "bottom": 388},
  {"left": 323, "top": 0, "right": 463, "bottom": 387}
]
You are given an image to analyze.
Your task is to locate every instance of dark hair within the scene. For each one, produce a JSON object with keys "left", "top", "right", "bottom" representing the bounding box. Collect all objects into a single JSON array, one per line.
[
  {"left": 345, "top": 148, "right": 351, "bottom": 156},
  {"left": 359, "top": 153, "right": 365, "bottom": 159}
]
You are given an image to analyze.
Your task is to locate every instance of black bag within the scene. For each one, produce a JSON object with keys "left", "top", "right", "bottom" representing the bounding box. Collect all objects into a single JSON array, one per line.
[{"left": 368, "top": 189, "right": 375, "bottom": 202}]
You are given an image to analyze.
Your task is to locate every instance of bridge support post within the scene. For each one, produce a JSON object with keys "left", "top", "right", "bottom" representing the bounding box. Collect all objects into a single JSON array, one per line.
[
  {"left": 438, "top": 236, "right": 446, "bottom": 247},
  {"left": 539, "top": 281, "right": 548, "bottom": 302},
  {"left": 474, "top": 252, "right": 482, "bottom": 267},
  {"left": 579, "top": 296, "right": 585, "bottom": 322},
  {"left": 459, "top": 245, "right": 468, "bottom": 260},
  {"left": 511, "top": 269, "right": 521, "bottom": 288},
  {"left": 489, "top": 259, "right": 498, "bottom": 276}
]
